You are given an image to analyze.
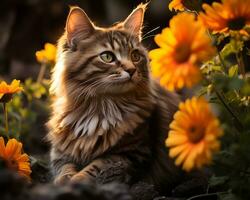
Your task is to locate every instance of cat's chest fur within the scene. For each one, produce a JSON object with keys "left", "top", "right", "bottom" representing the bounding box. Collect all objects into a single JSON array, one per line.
[{"left": 52, "top": 95, "right": 155, "bottom": 163}]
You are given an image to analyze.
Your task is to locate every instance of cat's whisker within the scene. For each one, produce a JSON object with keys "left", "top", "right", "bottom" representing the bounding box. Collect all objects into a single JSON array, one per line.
[
  {"left": 73, "top": 81, "right": 101, "bottom": 104},
  {"left": 142, "top": 26, "right": 160, "bottom": 38},
  {"left": 78, "top": 78, "right": 99, "bottom": 86},
  {"left": 80, "top": 81, "right": 105, "bottom": 99},
  {"left": 142, "top": 34, "right": 157, "bottom": 41},
  {"left": 74, "top": 90, "right": 86, "bottom": 106},
  {"left": 79, "top": 84, "right": 98, "bottom": 99}
]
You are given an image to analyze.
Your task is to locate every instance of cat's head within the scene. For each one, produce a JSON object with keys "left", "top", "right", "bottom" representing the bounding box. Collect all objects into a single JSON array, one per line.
[{"left": 52, "top": 4, "right": 150, "bottom": 99}]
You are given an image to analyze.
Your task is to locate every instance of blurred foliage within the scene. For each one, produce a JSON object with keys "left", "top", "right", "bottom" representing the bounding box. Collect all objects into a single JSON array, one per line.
[
  {"left": 0, "top": 78, "right": 49, "bottom": 140},
  {"left": 199, "top": 18, "right": 250, "bottom": 200}
]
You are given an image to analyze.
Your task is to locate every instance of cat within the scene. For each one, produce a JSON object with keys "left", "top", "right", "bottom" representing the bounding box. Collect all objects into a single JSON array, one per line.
[{"left": 47, "top": 3, "right": 207, "bottom": 196}]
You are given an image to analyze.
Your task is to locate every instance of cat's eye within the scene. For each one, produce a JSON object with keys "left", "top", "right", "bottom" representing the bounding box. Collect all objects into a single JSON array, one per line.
[
  {"left": 100, "top": 51, "right": 116, "bottom": 63},
  {"left": 131, "top": 50, "right": 141, "bottom": 63}
]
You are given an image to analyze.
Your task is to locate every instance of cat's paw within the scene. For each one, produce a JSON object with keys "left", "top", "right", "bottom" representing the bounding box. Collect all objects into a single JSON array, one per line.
[
  {"left": 70, "top": 172, "right": 94, "bottom": 184},
  {"left": 54, "top": 173, "right": 75, "bottom": 185}
]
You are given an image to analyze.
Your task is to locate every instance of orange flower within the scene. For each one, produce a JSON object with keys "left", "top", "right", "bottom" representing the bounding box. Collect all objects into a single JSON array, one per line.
[
  {"left": 36, "top": 43, "right": 57, "bottom": 64},
  {"left": 166, "top": 97, "right": 223, "bottom": 171},
  {"left": 0, "top": 80, "right": 23, "bottom": 102},
  {"left": 0, "top": 137, "right": 31, "bottom": 180},
  {"left": 199, "top": 0, "right": 250, "bottom": 33},
  {"left": 149, "top": 13, "right": 215, "bottom": 91},
  {"left": 169, "top": 0, "right": 185, "bottom": 11},
  {"left": 169, "top": 0, "right": 201, "bottom": 11}
]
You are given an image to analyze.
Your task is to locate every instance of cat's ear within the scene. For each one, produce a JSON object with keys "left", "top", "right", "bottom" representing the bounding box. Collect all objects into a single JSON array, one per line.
[
  {"left": 66, "top": 7, "right": 95, "bottom": 45},
  {"left": 123, "top": 3, "right": 147, "bottom": 39}
]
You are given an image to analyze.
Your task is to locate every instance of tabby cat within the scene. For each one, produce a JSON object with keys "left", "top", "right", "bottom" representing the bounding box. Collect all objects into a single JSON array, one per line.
[{"left": 47, "top": 4, "right": 207, "bottom": 196}]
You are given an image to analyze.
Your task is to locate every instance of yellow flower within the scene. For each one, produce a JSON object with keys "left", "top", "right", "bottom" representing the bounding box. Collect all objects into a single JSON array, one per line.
[
  {"left": 166, "top": 97, "right": 223, "bottom": 172},
  {"left": 36, "top": 43, "right": 57, "bottom": 64},
  {"left": 0, "top": 79, "right": 23, "bottom": 102},
  {"left": 169, "top": 0, "right": 185, "bottom": 11},
  {"left": 149, "top": 13, "right": 215, "bottom": 91},
  {"left": 199, "top": 0, "right": 250, "bottom": 33},
  {"left": 0, "top": 137, "right": 31, "bottom": 180}
]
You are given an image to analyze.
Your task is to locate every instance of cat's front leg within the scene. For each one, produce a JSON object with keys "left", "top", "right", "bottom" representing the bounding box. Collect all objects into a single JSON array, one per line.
[
  {"left": 50, "top": 147, "right": 78, "bottom": 185},
  {"left": 54, "top": 163, "right": 78, "bottom": 185},
  {"left": 71, "top": 155, "right": 132, "bottom": 184}
]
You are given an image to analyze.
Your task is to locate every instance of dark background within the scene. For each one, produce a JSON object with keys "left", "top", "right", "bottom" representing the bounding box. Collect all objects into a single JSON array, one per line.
[
  {"left": 0, "top": 0, "right": 169, "bottom": 80},
  {"left": 0, "top": 0, "right": 217, "bottom": 81}
]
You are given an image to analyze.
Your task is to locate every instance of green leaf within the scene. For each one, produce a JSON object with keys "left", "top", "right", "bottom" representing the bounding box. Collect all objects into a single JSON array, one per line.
[
  {"left": 241, "top": 78, "right": 250, "bottom": 96},
  {"left": 221, "top": 43, "right": 235, "bottom": 59},
  {"left": 228, "top": 77, "right": 244, "bottom": 90},
  {"left": 220, "top": 39, "right": 244, "bottom": 59},
  {"left": 207, "top": 84, "right": 214, "bottom": 95},
  {"left": 228, "top": 65, "right": 238, "bottom": 77},
  {"left": 209, "top": 176, "right": 229, "bottom": 187},
  {"left": 212, "top": 74, "right": 244, "bottom": 91},
  {"left": 212, "top": 65, "right": 224, "bottom": 72}
]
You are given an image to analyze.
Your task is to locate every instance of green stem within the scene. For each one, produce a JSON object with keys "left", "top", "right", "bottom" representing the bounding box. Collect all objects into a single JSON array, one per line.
[
  {"left": 236, "top": 51, "right": 246, "bottom": 78},
  {"left": 186, "top": 191, "right": 228, "bottom": 200},
  {"left": 37, "top": 63, "right": 47, "bottom": 83},
  {"left": 3, "top": 103, "right": 9, "bottom": 139},
  {"left": 215, "top": 89, "right": 243, "bottom": 131},
  {"left": 204, "top": 26, "right": 227, "bottom": 73},
  {"left": 203, "top": 76, "right": 243, "bottom": 131}
]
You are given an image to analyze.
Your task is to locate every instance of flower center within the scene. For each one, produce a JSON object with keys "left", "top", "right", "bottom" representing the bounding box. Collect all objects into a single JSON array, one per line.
[
  {"left": 0, "top": 94, "right": 13, "bottom": 103},
  {"left": 7, "top": 159, "right": 19, "bottom": 171},
  {"left": 228, "top": 17, "right": 246, "bottom": 31},
  {"left": 174, "top": 43, "right": 191, "bottom": 63},
  {"left": 188, "top": 125, "right": 205, "bottom": 143}
]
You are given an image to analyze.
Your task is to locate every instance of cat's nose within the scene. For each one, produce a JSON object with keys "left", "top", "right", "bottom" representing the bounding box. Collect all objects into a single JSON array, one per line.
[{"left": 125, "top": 68, "right": 136, "bottom": 77}]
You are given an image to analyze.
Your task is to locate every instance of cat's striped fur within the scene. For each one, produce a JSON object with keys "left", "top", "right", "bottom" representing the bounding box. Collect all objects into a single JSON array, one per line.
[{"left": 47, "top": 4, "right": 207, "bottom": 195}]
